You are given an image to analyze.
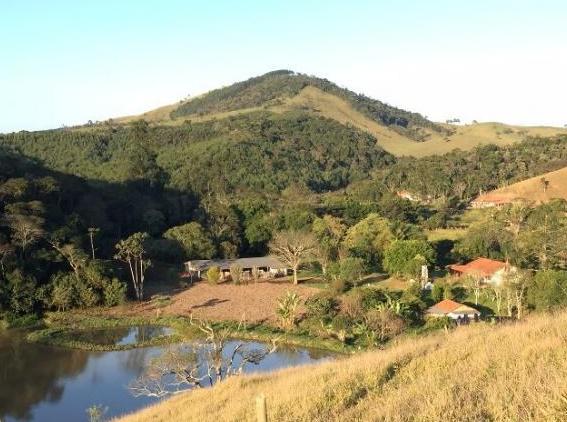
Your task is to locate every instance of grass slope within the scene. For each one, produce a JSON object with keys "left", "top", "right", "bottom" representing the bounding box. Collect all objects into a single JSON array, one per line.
[
  {"left": 476, "top": 166, "right": 567, "bottom": 204},
  {"left": 116, "top": 84, "right": 567, "bottom": 157},
  {"left": 118, "top": 311, "right": 567, "bottom": 422}
]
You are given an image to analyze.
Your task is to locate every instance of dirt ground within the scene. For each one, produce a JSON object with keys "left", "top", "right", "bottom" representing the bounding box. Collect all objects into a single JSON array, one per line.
[{"left": 119, "top": 281, "right": 320, "bottom": 324}]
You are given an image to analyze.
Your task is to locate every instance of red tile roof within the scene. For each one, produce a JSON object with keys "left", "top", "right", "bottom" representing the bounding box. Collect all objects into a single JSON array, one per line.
[
  {"left": 427, "top": 299, "right": 480, "bottom": 315},
  {"left": 449, "top": 257, "right": 507, "bottom": 277},
  {"left": 430, "top": 299, "right": 462, "bottom": 313}
]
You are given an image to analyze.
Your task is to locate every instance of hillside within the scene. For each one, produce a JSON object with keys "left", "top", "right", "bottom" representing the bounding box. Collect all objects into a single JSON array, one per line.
[
  {"left": 118, "top": 311, "right": 567, "bottom": 422},
  {"left": 116, "top": 70, "right": 567, "bottom": 157},
  {"left": 474, "top": 166, "right": 567, "bottom": 205}
]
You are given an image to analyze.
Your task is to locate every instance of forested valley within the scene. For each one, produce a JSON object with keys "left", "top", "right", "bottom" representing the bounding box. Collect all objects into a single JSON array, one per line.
[{"left": 1, "top": 106, "right": 567, "bottom": 323}]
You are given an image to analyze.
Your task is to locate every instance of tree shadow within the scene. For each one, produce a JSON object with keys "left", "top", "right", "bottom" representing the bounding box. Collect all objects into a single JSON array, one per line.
[{"left": 191, "top": 298, "right": 230, "bottom": 309}]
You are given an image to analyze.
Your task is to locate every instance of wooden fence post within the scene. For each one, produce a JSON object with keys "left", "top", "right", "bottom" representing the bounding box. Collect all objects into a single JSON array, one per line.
[{"left": 256, "top": 394, "right": 267, "bottom": 422}]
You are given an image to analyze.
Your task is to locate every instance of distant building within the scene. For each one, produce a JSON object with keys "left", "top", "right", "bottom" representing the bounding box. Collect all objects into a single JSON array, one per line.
[
  {"left": 426, "top": 299, "right": 480, "bottom": 320},
  {"left": 449, "top": 257, "right": 515, "bottom": 286},
  {"left": 184, "top": 256, "right": 290, "bottom": 280},
  {"left": 470, "top": 192, "right": 517, "bottom": 208}
]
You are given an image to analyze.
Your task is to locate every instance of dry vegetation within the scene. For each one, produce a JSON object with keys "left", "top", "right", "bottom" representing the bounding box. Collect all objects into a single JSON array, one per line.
[
  {"left": 108, "top": 281, "right": 318, "bottom": 324},
  {"left": 476, "top": 166, "right": 567, "bottom": 204},
  {"left": 117, "top": 311, "right": 567, "bottom": 422},
  {"left": 115, "top": 85, "right": 567, "bottom": 157}
]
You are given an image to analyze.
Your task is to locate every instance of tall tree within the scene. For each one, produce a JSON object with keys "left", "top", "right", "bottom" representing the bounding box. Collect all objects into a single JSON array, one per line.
[{"left": 114, "top": 232, "right": 151, "bottom": 301}]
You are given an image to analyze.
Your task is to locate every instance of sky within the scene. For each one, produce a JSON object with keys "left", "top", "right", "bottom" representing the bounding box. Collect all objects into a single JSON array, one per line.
[{"left": 1, "top": 0, "right": 566, "bottom": 132}]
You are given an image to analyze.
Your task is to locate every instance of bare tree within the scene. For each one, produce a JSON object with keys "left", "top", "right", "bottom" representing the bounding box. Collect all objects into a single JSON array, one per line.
[
  {"left": 87, "top": 227, "right": 100, "bottom": 260},
  {"left": 130, "top": 317, "right": 277, "bottom": 397},
  {"left": 48, "top": 240, "right": 88, "bottom": 280},
  {"left": 4, "top": 214, "right": 44, "bottom": 257},
  {"left": 465, "top": 273, "right": 483, "bottom": 306},
  {"left": 269, "top": 230, "right": 317, "bottom": 284}
]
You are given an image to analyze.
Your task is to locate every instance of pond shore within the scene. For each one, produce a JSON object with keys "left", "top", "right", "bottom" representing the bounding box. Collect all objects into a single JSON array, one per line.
[{"left": 26, "top": 311, "right": 350, "bottom": 353}]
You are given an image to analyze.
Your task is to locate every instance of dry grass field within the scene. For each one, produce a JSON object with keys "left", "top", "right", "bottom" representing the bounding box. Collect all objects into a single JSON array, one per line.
[
  {"left": 108, "top": 281, "right": 319, "bottom": 324},
  {"left": 475, "top": 166, "right": 567, "bottom": 205},
  {"left": 117, "top": 310, "right": 567, "bottom": 422},
  {"left": 115, "top": 86, "right": 567, "bottom": 157}
]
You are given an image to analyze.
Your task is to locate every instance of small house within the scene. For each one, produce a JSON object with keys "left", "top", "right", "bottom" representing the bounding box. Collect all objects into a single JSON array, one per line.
[{"left": 426, "top": 299, "right": 480, "bottom": 321}]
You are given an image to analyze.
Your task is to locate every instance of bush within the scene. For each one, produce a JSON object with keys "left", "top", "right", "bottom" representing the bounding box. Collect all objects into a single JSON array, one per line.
[
  {"left": 77, "top": 283, "right": 101, "bottom": 308},
  {"left": 365, "top": 308, "right": 406, "bottom": 342},
  {"left": 305, "top": 293, "right": 337, "bottom": 321},
  {"left": 330, "top": 277, "right": 350, "bottom": 294},
  {"left": 340, "top": 292, "right": 364, "bottom": 320},
  {"left": 103, "top": 279, "right": 127, "bottom": 307},
  {"left": 357, "top": 287, "right": 388, "bottom": 311},
  {"left": 328, "top": 257, "right": 366, "bottom": 287},
  {"left": 431, "top": 282, "right": 445, "bottom": 303},
  {"left": 230, "top": 264, "right": 243, "bottom": 285},
  {"left": 423, "top": 316, "right": 455, "bottom": 331},
  {"left": 50, "top": 273, "right": 77, "bottom": 311},
  {"left": 206, "top": 266, "right": 221, "bottom": 284},
  {"left": 276, "top": 291, "right": 301, "bottom": 330}
]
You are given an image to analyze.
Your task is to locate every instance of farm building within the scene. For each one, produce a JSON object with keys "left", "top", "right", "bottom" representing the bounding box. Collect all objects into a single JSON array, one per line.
[
  {"left": 184, "top": 256, "right": 290, "bottom": 281},
  {"left": 426, "top": 299, "right": 480, "bottom": 321},
  {"left": 449, "top": 257, "right": 515, "bottom": 286},
  {"left": 470, "top": 193, "right": 514, "bottom": 208}
]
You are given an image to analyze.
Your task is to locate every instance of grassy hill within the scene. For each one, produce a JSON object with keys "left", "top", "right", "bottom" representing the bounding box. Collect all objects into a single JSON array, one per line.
[
  {"left": 116, "top": 70, "right": 567, "bottom": 157},
  {"left": 475, "top": 166, "right": 567, "bottom": 205},
  {"left": 118, "top": 311, "right": 567, "bottom": 422}
]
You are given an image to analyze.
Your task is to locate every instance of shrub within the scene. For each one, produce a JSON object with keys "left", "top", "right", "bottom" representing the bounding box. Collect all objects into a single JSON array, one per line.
[
  {"left": 305, "top": 293, "right": 338, "bottom": 321},
  {"left": 230, "top": 264, "right": 243, "bottom": 285},
  {"left": 365, "top": 308, "right": 406, "bottom": 342},
  {"left": 423, "top": 316, "right": 455, "bottom": 331},
  {"left": 328, "top": 258, "right": 366, "bottom": 287},
  {"left": 76, "top": 283, "right": 101, "bottom": 308},
  {"left": 357, "top": 287, "right": 388, "bottom": 311},
  {"left": 103, "top": 279, "right": 127, "bottom": 307},
  {"left": 340, "top": 292, "right": 364, "bottom": 320},
  {"left": 206, "top": 266, "right": 221, "bottom": 284},
  {"left": 330, "top": 277, "right": 350, "bottom": 294},
  {"left": 276, "top": 291, "right": 301, "bottom": 330},
  {"left": 431, "top": 282, "right": 445, "bottom": 302},
  {"left": 50, "top": 273, "right": 76, "bottom": 311}
]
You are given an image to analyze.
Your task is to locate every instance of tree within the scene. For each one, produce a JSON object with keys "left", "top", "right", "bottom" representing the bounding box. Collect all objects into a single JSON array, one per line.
[
  {"left": 164, "top": 222, "right": 215, "bottom": 260},
  {"left": 342, "top": 213, "right": 393, "bottom": 269},
  {"left": 312, "top": 215, "right": 346, "bottom": 275},
  {"left": 87, "top": 227, "right": 100, "bottom": 260},
  {"left": 502, "top": 269, "right": 532, "bottom": 320},
  {"left": 269, "top": 230, "right": 316, "bottom": 284},
  {"left": 114, "top": 232, "right": 151, "bottom": 301},
  {"left": 383, "top": 240, "right": 435, "bottom": 279},
  {"left": 130, "top": 317, "right": 277, "bottom": 397},
  {"left": 327, "top": 257, "right": 366, "bottom": 287},
  {"left": 528, "top": 270, "right": 567, "bottom": 311},
  {"left": 4, "top": 214, "right": 44, "bottom": 257},
  {"left": 465, "top": 274, "right": 483, "bottom": 306}
]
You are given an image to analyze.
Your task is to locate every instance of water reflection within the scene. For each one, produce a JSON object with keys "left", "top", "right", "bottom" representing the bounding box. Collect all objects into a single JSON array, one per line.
[{"left": 0, "top": 329, "right": 333, "bottom": 421}]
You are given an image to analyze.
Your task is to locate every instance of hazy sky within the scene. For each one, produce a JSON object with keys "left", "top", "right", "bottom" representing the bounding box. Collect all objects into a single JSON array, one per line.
[{"left": 1, "top": 0, "right": 566, "bottom": 132}]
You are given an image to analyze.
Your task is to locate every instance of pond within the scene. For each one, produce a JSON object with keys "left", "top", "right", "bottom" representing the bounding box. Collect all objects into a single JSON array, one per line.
[
  {"left": 0, "top": 328, "right": 333, "bottom": 421},
  {"left": 66, "top": 325, "right": 175, "bottom": 347}
]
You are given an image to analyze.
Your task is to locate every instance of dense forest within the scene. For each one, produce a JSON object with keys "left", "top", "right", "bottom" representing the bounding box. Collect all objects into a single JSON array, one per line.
[{"left": 1, "top": 102, "right": 567, "bottom": 323}]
